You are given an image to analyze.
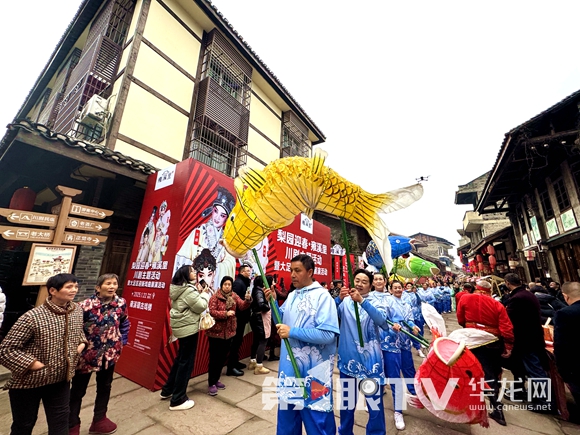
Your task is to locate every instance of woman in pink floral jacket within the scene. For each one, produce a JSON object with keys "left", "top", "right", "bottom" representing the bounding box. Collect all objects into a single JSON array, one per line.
[
  {"left": 69, "top": 273, "right": 130, "bottom": 435},
  {"left": 206, "top": 276, "right": 251, "bottom": 396}
]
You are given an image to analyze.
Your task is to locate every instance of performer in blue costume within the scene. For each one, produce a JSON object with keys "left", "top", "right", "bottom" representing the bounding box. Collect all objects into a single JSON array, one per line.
[
  {"left": 266, "top": 254, "right": 339, "bottom": 435},
  {"left": 403, "top": 282, "right": 426, "bottom": 358},
  {"left": 336, "top": 269, "right": 390, "bottom": 435},
  {"left": 431, "top": 282, "right": 444, "bottom": 313},
  {"left": 417, "top": 282, "right": 435, "bottom": 307},
  {"left": 371, "top": 272, "right": 390, "bottom": 294},
  {"left": 369, "top": 280, "right": 420, "bottom": 431},
  {"left": 442, "top": 283, "right": 452, "bottom": 313}
]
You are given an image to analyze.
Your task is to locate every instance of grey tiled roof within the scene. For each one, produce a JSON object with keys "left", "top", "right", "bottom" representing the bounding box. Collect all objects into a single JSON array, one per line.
[{"left": 6, "top": 120, "right": 158, "bottom": 176}]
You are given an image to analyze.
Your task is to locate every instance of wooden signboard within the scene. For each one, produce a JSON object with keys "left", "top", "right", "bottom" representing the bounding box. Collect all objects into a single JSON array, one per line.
[
  {"left": 66, "top": 217, "right": 110, "bottom": 232},
  {"left": 63, "top": 232, "right": 108, "bottom": 246},
  {"left": 0, "top": 225, "right": 54, "bottom": 242},
  {"left": 69, "top": 203, "right": 113, "bottom": 220},
  {"left": 0, "top": 208, "right": 57, "bottom": 227}
]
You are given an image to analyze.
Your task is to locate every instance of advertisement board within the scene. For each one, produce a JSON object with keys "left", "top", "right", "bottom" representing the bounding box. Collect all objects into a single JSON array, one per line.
[{"left": 116, "top": 159, "right": 331, "bottom": 390}]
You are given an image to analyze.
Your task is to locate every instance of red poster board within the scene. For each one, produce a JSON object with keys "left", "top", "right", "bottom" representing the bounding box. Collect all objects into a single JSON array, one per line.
[{"left": 116, "top": 159, "right": 331, "bottom": 390}]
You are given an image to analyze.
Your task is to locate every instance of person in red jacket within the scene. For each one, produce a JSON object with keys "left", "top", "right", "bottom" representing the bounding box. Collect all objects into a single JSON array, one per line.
[
  {"left": 206, "top": 276, "right": 251, "bottom": 396},
  {"left": 455, "top": 282, "right": 474, "bottom": 306},
  {"left": 456, "top": 279, "right": 514, "bottom": 426}
]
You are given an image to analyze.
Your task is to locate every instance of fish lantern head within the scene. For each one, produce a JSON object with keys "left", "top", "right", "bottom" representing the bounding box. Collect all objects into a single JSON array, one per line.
[
  {"left": 414, "top": 337, "right": 489, "bottom": 427},
  {"left": 222, "top": 179, "right": 271, "bottom": 258}
]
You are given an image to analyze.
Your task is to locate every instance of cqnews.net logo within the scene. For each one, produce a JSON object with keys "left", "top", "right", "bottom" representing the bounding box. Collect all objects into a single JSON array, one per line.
[{"left": 260, "top": 376, "right": 551, "bottom": 412}]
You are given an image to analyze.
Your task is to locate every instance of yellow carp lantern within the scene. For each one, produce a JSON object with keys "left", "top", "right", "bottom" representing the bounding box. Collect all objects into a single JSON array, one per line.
[{"left": 222, "top": 149, "right": 423, "bottom": 273}]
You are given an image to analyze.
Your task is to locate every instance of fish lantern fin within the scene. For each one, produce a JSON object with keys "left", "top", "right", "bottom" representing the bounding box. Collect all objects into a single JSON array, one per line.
[
  {"left": 433, "top": 337, "right": 466, "bottom": 367},
  {"left": 312, "top": 148, "right": 328, "bottom": 175},
  {"left": 238, "top": 167, "right": 266, "bottom": 191}
]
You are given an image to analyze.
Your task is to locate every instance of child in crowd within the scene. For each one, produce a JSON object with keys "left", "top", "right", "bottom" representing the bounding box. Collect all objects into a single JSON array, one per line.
[{"left": 69, "top": 273, "right": 130, "bottom": 435}]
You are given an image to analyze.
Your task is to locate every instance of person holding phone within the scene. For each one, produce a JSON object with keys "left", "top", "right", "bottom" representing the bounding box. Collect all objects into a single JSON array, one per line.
[{"left": 160, "top": 264, "right": 210, "bottom": 411}]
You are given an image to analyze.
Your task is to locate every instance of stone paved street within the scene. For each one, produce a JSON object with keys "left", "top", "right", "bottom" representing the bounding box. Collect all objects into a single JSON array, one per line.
[{"left": 1, "top": 313, "right": 579, "bottom": 434}]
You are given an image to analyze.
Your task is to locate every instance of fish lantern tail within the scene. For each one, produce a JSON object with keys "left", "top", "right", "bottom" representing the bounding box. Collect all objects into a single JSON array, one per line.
[{"left": 366, "top": 184, "right": 423, "bottom": 274}]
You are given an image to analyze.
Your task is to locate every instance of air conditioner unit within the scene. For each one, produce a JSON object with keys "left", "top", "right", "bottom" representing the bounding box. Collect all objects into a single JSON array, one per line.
[{"left": 78, "top": 94, "right": 107, "bottom": 126}]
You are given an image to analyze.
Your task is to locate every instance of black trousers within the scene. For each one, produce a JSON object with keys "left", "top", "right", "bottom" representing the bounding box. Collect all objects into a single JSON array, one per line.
[
  {"left": 471, "top": 342, "right": 503, "bottom": 407},
  {"left": 9, "top": 380, "right": 70, "bottom": 435},
  {"left": 161, "top": 333, "right": 199, "bottom": 406},
  {"left": 208, "top": 337, "right": 233, "bottom": 386},
  {"left": 227, "top": 314, "right": 249, "bottom": 369},
  {"left": 251, "top": 334, "right": 268, "bottom": 364},
  {"left": 69, "top": 364, "right": 115, "bottom": 427}
]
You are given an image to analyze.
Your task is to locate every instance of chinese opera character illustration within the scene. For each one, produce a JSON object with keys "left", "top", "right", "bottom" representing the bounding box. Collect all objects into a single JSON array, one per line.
[
  {"left": 136, "top": 201, "right": 171, "bottom": 264},
  {"left": 175, "top": 186, "right": 236, "bottom": 294}
]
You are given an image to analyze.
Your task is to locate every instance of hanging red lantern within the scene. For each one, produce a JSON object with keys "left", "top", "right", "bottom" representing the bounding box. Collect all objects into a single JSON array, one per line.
[
  {"left": 487, "top": 245, "right": 495, "bottom": 255},
  {"left": 489, "top": 255, "right": 497, "bottom": 270},
  {"left": 9, "top": 187, "right": 36, "bottom": 211},
  {"left": 476, "top": 254, "right": 483, "bottom": 263},
  {"left": 478, "top": 262, "right": 484, "bottom": 272}
]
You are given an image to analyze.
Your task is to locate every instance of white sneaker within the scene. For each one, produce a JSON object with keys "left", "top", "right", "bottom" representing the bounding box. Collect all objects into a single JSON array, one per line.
[
  {"left": 418, "top": 349, "right": 426, "bottom": 358},
  {"left": 394, "top": 412, "right": 405, "bottom": 430},
  {"left": 169, "top": 399, "right": 195, "bottom": 411}
]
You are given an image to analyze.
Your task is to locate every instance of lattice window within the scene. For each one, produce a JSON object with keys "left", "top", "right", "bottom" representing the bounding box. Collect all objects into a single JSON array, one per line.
[
  {"left": 281, "top": 111, "right": 310, "bottom": 158},
  {"left": 191, "top": 120, "right": 247, "bottom": 177},
  {"left": 539, "top": 189, "right": 554, "bottom": 219},
  {"left": 200, "top": 39, "right": 251, "bottom": 108},
  {"left": 553, "top": 178, "right": 571, "bottom": 211},
  {"left": 54, "top": 0, "right": 134, "bottom": 136},
  {"left": 106, "top": 0, "right": 134, "bottom": 45}
]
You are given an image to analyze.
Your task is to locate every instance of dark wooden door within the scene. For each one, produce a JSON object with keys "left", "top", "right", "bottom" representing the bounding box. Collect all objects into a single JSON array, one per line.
[
  {"left": 554, "top": 245, "right": 574, "bottom": 282},
  {"left": 99, "top": 233, "right": 133, "bottom": 296}
]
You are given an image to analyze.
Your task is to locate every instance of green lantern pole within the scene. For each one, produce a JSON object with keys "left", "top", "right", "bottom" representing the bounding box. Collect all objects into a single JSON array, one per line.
[
  {"left": 340, "top": 218, "right": 364, "bottom": 347},
  {"left": 252, "top": 248, "right": 307, "bottom": 399},
  {"left": 401, "top": 320, "right": 430, "bottom": 347}
]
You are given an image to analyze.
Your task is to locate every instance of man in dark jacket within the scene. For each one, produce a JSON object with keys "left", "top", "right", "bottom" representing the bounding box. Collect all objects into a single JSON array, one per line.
[
  {"left": 549, "top": 281, "right": 568, "bottom": 305},
  {"left": 226, "top": 264, "right": 252, "bottom": 376},
  {"left": 504, "top": 273, "right": 552, "bottom": 413},
  {"left": 531, "top": 285, "right": 567, "bottom": 324},
  {"left": 554, "top": 281, "right": 580, "bottom": 407}
]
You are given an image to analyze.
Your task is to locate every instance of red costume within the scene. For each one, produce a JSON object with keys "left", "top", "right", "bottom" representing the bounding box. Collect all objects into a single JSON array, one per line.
[
  {"left": 455, "top": 280, "right": 514, "bottom": 426},
  {"left": 454, "top": 290, "right": 467, "bottom": 306},
  {"left": 456, "top": 293, "right": 514, "bottom": 353}
]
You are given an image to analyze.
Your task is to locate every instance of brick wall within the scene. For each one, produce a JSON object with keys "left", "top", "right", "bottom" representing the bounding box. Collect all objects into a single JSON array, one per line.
[{"left": 74, "top": 244, "right": 106, "bottom": 300}]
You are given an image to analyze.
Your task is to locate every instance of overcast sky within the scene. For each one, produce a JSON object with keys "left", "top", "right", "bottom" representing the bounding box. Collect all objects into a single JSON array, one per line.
[{"left": 2, "top": 1, "right": 580, "bottom": 266}]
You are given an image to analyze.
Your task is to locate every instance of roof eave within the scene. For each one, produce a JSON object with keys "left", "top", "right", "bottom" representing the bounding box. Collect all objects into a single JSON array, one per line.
[
  {"left": 14, "top": 0, "right": 106, "bottom": 122},
  {"left": 476, "top": 133, "right": 513, "bottom": 213},
  {"left": 195, "top": 0, "right": 326, "bottom": 143}
]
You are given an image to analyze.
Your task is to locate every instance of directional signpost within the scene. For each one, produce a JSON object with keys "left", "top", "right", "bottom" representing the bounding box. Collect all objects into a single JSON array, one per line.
[
  {"left": 63, "top": 232, "right": 108, "bottom": 245},
  {"left": 1, "top": 185, "right": 113, "bottom": 306},
  {"left": 66, "top": 217, "right": 110, "bottom": 232},
  {"left": 0, "top": 226, "right": 54, "bottom": 242},
  {"left": 0, "top": 208, "right": 57, "bottom": 227},
  {"left": 69, "top": 204, "right": 114, "bottom": 219}
]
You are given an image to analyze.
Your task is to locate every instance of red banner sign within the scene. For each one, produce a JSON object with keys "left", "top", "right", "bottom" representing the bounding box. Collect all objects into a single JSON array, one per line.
[{"left": 116, "top": 159, "right": 331, "bottom": 390}]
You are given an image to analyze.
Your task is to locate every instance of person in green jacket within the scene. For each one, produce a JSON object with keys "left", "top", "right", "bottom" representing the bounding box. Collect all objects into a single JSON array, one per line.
[{"left": 160, "top": 264, "right": 210, "bottom": 411}]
